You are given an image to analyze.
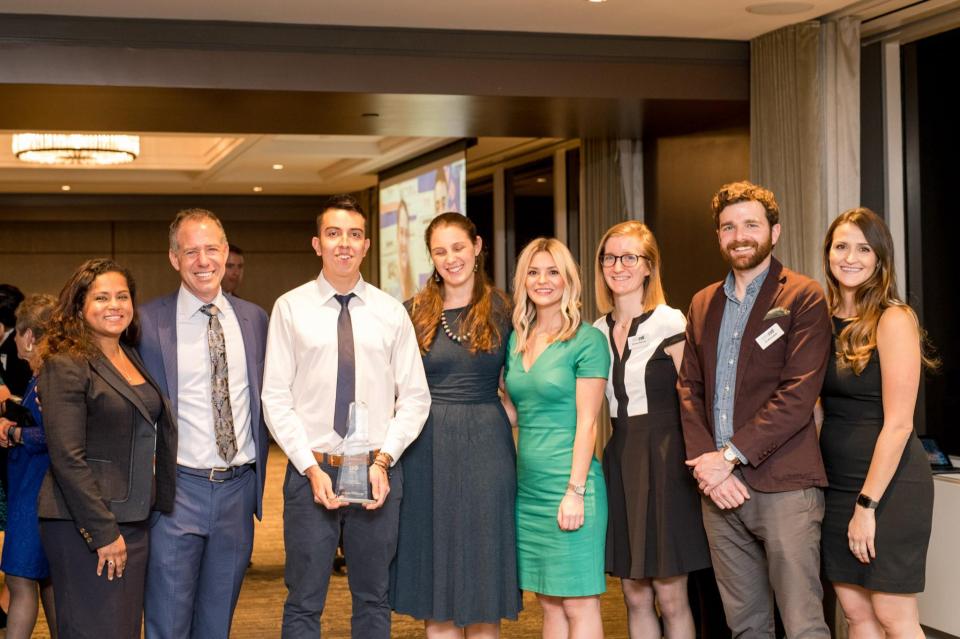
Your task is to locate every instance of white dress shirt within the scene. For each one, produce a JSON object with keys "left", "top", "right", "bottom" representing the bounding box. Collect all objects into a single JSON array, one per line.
[
  {"left": 176, "top": 286, "right": 256, "bottom": 468},
  {"left": 262, "top": 272, "right": 431, "bottom": 474}
]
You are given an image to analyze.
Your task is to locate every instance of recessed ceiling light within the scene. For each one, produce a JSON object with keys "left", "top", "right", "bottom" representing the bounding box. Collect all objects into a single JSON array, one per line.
[
  {"left": 586, "top": 0, "right": 607, "bottom": 3},
  {"left": 61, "top": 185, "right": 71, "bottom": 191},
  {"left": 536, "top": 177, "right": 548, "bottom": 183},
  {"left": 272, "top": 164, "right": 284, "bottom": 170},
  {"left": 746, "top": 2, "right": 813, "bottom": 15},
  {"left": 252, "top": 186, "right": 263, "bottom": 193}
]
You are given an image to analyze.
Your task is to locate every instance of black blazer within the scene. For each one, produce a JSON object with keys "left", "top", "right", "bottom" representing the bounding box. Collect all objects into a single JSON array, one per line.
[{"left": 37, "top": 346, "right": 177, "bottom": 550}]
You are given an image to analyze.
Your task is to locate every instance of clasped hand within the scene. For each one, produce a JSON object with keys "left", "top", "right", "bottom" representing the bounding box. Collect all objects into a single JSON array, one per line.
[
  {"left": 686, "top": 451, "right": 750, "bottom": 509},
  {"left": 305, "top": 464, "right": 390, "bottom": 511}
]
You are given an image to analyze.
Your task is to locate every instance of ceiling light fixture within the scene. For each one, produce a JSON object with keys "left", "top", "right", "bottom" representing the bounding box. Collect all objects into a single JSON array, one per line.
[
  {"left": 272, "top": 163, "right": 284, "bottom": 170},
  {"left": 586, "top": 0, "right": 608, "bottom": 4},
  {"left": 745, "top": 2, "right": 814, "bottom": 15},
  {"left": 12, "top": 133, "right": 140, "bottom": 166},
  {"left": 61, "top": 185, "right": 71, "bottom": 191},
  {"left": 253, "top": 186, "right": 263, "bottom": 193}
]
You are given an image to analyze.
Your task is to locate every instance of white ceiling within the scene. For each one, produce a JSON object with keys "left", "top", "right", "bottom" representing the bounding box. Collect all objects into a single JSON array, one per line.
[
  {"left": 1, "top": 0, "right": 865, "bottom": 41},
  {"left": 0, "top": 133, "right": 561, "bottom": 195}
]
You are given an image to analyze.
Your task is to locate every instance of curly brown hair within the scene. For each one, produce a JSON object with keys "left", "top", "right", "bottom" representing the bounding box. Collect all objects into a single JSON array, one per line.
[
  {"left": 710, "top": 181, "right": 780, "bottom": 228},
  {"left": 409, "top": 212, "right": 510, "bottom": 354},
  {"left": 39, "top": 258, "right": 141, "bottom": 361}
]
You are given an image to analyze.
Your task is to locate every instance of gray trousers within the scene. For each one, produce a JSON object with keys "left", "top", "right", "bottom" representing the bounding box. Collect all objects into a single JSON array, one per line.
[
  {"left": 700, "top": 478, "right": 830, "bottom": 639},
  {"left": 281, "top": 460, "right": 402, "bottom": 639}
]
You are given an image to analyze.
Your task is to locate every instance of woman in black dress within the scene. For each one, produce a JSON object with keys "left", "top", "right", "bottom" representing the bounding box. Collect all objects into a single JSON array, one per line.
[
  {"left": 592, "top": 222, "right": 710, "bottom": 639},
  {"left": 391, "top": 212, "right": 521, "bottom": 638},
  {"left": 821, "top": 208, "right": 936, "bottom": 638}
]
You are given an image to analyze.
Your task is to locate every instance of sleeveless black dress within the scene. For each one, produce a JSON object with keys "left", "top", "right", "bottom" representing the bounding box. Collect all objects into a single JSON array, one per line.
[
  {"left": 820, "top": 317, "right": 933, "bottom": 593},
  {"left": 594, "top": 305, "right": 711, "bottom": 579}
]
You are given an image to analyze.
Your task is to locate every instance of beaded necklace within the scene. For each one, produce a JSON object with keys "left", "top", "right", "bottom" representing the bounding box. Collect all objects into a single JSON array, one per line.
[{"left": 439, "top": 309, "right": 471, "bottom": 343}]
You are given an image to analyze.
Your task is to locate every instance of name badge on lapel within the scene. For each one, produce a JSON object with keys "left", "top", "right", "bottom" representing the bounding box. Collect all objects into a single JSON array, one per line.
[
  {"left": 755, "top": 323, "right": 785, "bottom": 350},
  {"left": 627, "top": 334, "right": 648, "bottom": 351}
]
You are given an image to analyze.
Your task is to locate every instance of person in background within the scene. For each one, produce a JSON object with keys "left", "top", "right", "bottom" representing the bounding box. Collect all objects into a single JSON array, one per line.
[
  {"left": 0, "top": 294, "right": 58, "bottom": 639},
  {"left": 222, "top": 244, "right": 246, "bottom": 297},
  {"left": 262, "top": 194, "right": 430, "bottom": 638},
  {"left": 819, "top": 207, "right": 936, "bottom": 638},
  {"left": 0, "top": 283, "right": 32, "bottom": 628},
  {"left": 678, "top": 181, "right": 832, "bottom": 639},
  {"left": 503, "top": 237, "right": 609, "bottom": 639},
  {"left": 593, "top": 222, "right": 710, "bottom": 639},
  {"left": 37, "top": 258, "right": 177, "bottom": 639},
  {"left": 391, "top": 212, "right": 521, "bottom": 637},
  {"left": 138, "top": 209, "right": 270, "bottom": 639},
  {"left": 0, "top": 285, "right": 32, "bottom": 398}
]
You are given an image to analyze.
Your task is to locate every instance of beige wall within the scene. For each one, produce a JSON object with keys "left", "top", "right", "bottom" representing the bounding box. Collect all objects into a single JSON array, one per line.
[{"left": 0, "top": 196, "right": 350, "bottom": 313}]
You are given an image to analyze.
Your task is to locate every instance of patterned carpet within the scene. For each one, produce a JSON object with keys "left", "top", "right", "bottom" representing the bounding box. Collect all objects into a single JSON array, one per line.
[{"left": 13, "top": 444, "right": 631, "bottom": 638}]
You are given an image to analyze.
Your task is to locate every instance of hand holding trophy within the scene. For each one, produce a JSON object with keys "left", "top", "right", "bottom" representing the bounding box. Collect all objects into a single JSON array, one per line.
[{"left": 335, "top": 402, "right": 375, "bottom": 504}]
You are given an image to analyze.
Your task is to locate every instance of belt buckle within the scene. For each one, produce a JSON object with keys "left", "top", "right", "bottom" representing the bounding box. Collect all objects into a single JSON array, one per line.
[{"left": 208, "top": 467, "right": 229, "bottom": 483}]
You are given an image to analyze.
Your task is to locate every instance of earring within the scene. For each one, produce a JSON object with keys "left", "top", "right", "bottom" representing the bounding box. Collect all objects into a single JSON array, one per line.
[
  {"left": 473, "top": 261, "right": 479, "bottom": 273},
  {"left": 26, "top": 343, "right": 33, "bottom": 353},
  {"left": 434, "top": 271, "right": 441, "bottom": 283}
]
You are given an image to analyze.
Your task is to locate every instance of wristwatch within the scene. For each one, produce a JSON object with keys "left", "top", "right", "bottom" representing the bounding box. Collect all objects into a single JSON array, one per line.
[
  {"left": 722, "top": 444, "right": 741, "bottom": 466},
  {"left": 856, "top": 493, "right": 880, "bottom": 509},
  {"left": 567, "top": 482, "right": 587, "bottom": 497}
]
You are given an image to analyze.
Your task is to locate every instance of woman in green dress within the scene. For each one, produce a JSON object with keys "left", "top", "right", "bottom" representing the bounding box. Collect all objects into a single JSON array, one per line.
[{"left": 503, "top": 237, "right": 610, "bottom": 638}]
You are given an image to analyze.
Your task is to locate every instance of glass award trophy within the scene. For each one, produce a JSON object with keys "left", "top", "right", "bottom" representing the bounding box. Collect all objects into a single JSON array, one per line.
[{"left": 335, "top": 402, "right": 375, "bottom": 504}]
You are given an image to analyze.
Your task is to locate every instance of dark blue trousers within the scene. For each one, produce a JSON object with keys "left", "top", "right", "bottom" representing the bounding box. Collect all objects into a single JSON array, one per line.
[
  {"left": 144, "top": 465, "right": 257, "bottom": 639},
  {"left": 280, "top": 460, "right": 402, "bottom": 639}
]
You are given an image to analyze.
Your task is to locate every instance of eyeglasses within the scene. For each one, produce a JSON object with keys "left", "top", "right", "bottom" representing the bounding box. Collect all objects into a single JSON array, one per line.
[{"left": 599, "top": 253, "right": 647, "bottom": 268}]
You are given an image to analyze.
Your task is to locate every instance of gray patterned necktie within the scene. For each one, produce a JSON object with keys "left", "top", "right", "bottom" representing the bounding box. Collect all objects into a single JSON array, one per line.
[{"left": 200, "top": 303, "right": 238, "bottom": 463}]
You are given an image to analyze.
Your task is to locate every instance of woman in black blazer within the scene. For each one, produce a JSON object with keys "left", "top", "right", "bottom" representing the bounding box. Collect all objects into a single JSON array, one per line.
[{"left": 37, "top": 258, "right": 177, "bottom": 639}]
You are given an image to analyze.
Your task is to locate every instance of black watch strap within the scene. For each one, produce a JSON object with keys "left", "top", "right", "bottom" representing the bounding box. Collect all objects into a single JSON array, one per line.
[{"left": 856, "top": 493, "right": 880, "bottom": 509}]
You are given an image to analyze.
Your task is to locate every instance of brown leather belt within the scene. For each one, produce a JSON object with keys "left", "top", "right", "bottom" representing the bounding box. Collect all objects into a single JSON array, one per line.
[{"left": 313, "top": 449, "right": 380, "bottom": 468}]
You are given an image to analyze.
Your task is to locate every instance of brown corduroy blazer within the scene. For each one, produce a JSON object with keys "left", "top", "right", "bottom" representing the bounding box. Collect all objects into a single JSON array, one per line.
[{"left": 678, "top": 257, "right": 831, "bottom": 493}]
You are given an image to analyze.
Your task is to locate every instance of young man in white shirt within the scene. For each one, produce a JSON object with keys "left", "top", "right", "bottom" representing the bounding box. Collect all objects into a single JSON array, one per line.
[{"left": 262, "top": 194, "right": 430, "bottom": 639}]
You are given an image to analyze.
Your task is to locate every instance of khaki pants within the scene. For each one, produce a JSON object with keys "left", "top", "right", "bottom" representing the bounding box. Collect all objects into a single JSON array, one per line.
[{"left": 700, "top": 479, "right": 830, "bottom": 639}]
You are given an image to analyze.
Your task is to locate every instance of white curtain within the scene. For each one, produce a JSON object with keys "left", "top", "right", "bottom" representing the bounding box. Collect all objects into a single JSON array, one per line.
[{"left": 751, "top": 17, "right": 861, "bottom": 282}]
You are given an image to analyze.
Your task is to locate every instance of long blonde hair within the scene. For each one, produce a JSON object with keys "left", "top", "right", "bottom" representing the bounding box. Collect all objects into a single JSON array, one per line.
[
  {"left": 823, "top": 207, "right": 937, "bottom": 374},
  {"left": 511, "top": 238, "right": 581, "bottom": 353},
  {"left": 594, "top": 221, "right": 666, "bottom": 316}
]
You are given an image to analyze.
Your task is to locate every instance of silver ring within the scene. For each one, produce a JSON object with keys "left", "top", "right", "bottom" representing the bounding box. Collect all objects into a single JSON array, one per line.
[{"left": 108, "top": 560, "right": 115, "bottom": 565}]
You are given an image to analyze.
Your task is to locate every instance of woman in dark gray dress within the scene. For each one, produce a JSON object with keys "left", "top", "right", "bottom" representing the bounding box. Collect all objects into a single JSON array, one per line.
[
  {"left": 390, "top": 212, "right": 521, "bottom": 638},
  {"left": 820, "top": 208, "right": 936, "bottom": 638}
]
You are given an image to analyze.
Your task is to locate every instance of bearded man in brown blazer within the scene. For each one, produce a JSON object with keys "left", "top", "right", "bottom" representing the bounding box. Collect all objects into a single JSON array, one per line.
[{"left": 678, "top": 181, "right": 832, "bottom": 639}]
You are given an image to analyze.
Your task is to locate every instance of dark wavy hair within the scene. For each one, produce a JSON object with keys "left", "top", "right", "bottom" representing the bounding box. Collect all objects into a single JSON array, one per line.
[
  {"left": 40, "top": 258, "right": 141, "bottom": 361},
  {"left": 823, "top": 207, "right": 938, "bottom": 374},
  {"left": 409, "top": 212, "right": 509, "bottom": 354}
]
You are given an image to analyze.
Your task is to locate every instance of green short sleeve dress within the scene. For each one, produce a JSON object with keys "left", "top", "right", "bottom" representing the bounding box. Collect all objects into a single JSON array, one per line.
[{"left": 505, "top": 323, "right": 610, "bottom": 596}]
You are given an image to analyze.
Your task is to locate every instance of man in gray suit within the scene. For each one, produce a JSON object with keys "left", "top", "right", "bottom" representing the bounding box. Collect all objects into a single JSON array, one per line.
[{"left": 138, "top": 209, "right": 269, "bottom": 639}]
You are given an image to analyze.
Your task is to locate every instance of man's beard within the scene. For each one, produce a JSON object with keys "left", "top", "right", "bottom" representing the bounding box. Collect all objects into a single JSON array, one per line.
[{"left": 722, "top": 236, "right": 774, "bottom": 271}]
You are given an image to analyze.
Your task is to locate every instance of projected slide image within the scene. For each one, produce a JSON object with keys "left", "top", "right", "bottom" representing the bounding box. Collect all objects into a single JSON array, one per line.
[{"left": 380, "top": 156, "right": 466, "bottom": 300}]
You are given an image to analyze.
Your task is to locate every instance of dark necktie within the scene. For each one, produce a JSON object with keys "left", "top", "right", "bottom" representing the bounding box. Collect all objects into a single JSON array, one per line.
[
  {"left": 333, "top": 293, "right": 356, "bottom": 439},
  {"left": 200, "top": 303, "right": 238, "bottom": 463}
]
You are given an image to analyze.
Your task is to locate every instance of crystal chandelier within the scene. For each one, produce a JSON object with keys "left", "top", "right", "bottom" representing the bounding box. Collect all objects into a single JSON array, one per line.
[{"left": 12, "top": 133, "right": 140, "bottom": 166}]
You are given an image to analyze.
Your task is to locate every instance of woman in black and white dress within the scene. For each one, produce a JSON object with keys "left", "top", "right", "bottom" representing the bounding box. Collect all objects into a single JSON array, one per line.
[{"left": 593, "top": 221, "right": 711, "bottom": 639}]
